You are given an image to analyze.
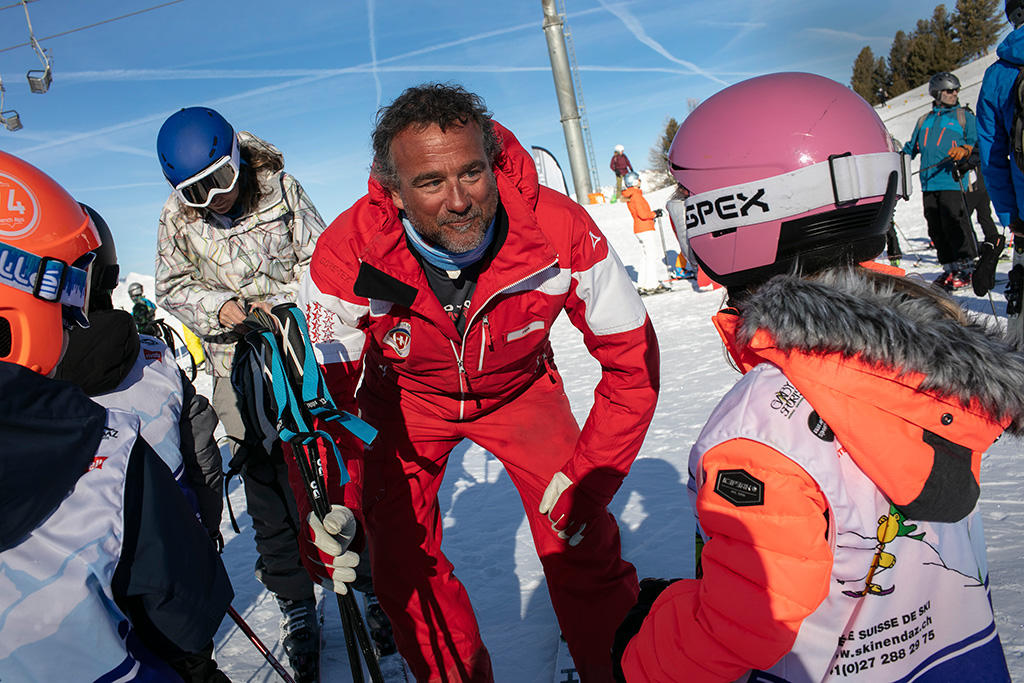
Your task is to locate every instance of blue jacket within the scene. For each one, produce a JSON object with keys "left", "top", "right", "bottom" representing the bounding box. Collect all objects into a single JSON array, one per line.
[
  {"left": 903, "top": 103, "right": 977, "bottom": 192},
  {"left": 978, "top": 26, "right": 1024, "bottom": 227}
]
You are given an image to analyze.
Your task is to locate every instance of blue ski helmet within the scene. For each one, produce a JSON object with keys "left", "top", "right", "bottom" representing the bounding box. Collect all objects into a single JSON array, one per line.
[{"left": 157, "top": 107, "right": 235, "bottom": 186}]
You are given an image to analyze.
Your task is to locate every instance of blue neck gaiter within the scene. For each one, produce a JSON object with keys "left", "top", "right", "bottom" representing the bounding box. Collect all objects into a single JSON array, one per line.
[{"left": 402, "top": 214, "right": 495, "bottom": 271}]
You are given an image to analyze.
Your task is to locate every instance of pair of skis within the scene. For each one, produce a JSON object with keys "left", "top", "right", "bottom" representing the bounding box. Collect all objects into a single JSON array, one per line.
[{"left": 240, "top": 302, "right": 383, "bottom": 683}]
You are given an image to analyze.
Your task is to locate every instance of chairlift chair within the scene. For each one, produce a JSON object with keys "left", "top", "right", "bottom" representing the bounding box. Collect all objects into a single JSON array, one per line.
[
  {"left": 26, "top": 38, "right": 51, "bottom": 94},
  {"left": 1, "top": 110, "right": 22, "bottom": 131},
  {"left": 0, "top": 77, "right": 22, "bottom": 130}
]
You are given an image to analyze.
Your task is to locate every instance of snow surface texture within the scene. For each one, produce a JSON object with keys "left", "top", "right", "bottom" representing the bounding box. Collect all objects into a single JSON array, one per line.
[{"left": 115, "top": 56, "right": 1023, "bottom": 680}]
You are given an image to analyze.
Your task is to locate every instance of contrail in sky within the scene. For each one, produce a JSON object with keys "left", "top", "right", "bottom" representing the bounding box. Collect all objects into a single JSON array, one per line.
[
  {"left": 596, "top": 0, "right": 726, "bottom": 85},
  {"left": 367, "top": 0, "right": 382, "bottom": 107}
]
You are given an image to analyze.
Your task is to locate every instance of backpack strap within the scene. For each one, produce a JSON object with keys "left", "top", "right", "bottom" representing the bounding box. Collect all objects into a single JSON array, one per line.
[{"left": 234, "top": 304, "right": 377, "bottom": 488}]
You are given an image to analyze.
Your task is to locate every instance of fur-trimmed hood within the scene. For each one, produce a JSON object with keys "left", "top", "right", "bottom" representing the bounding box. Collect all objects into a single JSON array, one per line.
[
  {"left": 733, "top": 268, "right": 1024, "bottom": 433},
  {"left": 714, "top": 267, "right": 1024, "bottom": 521}
]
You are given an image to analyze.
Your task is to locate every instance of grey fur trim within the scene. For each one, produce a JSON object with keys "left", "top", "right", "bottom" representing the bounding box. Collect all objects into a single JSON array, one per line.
[{"left": 737, "top": 267, "right": 1024, "bottom": 434}]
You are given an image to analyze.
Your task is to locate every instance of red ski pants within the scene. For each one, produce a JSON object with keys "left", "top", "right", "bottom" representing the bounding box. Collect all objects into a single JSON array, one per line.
[{"left": 360, "top": 376, "right": 639, "bottom": 682}]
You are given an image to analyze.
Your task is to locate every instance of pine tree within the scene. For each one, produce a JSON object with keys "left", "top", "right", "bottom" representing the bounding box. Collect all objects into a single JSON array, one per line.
[
  {"left": 889, "top": 30, "right": 913, "bottom": 95},
  {"left": 648, "top": 117, "right": 680, "bottom": 190},
  {"left": 929, "top": 4, "right": 963, "bottom": 69},
  {"left": 872, "top": 57, "right": 892, "bottom": 103},
  {"left": 904, "top": 7, "right": 960, "bottom": 90},
  {"left": 952, "top": 0, "right": 1002, "bottom": 62},
  {"left": 852, "top": 46, "right": 879, "bottom": 103}
]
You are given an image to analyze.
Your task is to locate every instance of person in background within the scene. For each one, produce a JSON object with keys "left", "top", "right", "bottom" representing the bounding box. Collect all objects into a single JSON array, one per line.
[
  {"left": 129, "top": 281, "right": 161, "bottom": 336},
  {"left": 0, "top": 150, "right": 233, "bottom": 683},
  {"left": 298, "top": 82, "right": 659, "bottom": 682},
  {"left": 976, "top": 0, "right": 1024, "bottom": 306},
  {"left": 615, "top": 72, "right": 1014, "bottom": 682},
  {"left": 610, "top": 143, "right": 633, "bottom": 201},
  {"left": 154, "top": 105, "right": 325, "bottom": 682},
  {"left": 903, "top": 71, "right": 979, "bottom": 290},
  {"left": 621, "top": 171, "right": 670, "bottom": 295}
]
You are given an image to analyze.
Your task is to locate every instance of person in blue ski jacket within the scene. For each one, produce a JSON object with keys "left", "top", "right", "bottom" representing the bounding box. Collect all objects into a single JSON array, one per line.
[
  {"left": 904, "top": 72, "right": 979, "bottom": 289},
  {"left": 976, "top": 1, "right": 1024, "bottom": 308},
  {"left": 978, "top": 2, "right": 1024, "bottom": 231},
  {"left": 0, "top": 149, "right": 233, "bottom": 683}
]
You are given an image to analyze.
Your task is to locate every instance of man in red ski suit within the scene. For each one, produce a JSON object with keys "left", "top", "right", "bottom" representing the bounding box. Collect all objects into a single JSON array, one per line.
[{"left": 295, "top": 83, "right": 659, "bottom": 682}]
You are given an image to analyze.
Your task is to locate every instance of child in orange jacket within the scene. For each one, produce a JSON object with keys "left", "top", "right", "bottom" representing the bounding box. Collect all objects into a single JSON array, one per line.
[{"left": 621, "top": 172, "right": 668, "bottom": 295}]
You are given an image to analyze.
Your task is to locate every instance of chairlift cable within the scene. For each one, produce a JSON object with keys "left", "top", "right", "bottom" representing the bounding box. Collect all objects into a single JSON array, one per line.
[
  {"left": 0, "top": 0, "right": 186, "bottom": 54},
  {"left": 0, "top": 0, "right": 38, "bottom": 12}
]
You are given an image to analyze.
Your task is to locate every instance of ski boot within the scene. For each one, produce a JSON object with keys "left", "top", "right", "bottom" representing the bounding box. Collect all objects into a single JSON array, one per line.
[
  {"left": 947, "top": 270, "right": 972, "bottom": 291},
  {"left": 277, "top": 596, "right": 320, "bottom": 683},
  {"left": 364, "top": 592, "right": 398, "bottom": 657},
  {"left": 932, "top": 270, "right": 953, "bottom": 291}
]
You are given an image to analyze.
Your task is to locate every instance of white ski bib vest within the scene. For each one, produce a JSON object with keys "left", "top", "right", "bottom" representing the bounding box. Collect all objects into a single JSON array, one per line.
[
  {"left": 690, "top": 363, "right": 1004, "bottom": 682},
  {"left": 91, "top": 334, "right": 185, "bottom": 482},
  {"left": 0, "top": 409, "right": 162, "bottom": 681}
]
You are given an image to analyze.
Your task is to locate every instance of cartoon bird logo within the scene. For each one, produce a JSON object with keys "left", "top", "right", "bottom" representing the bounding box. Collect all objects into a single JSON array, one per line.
[{"left": 843, "top": 505, "right": 925, "bottom": 598}]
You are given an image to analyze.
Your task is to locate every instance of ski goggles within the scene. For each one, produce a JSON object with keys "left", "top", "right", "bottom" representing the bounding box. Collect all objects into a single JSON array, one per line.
[
  {"left": 0, "top": 241, "right": 94, "bottom": 328},
  {"left": 172, "top": 135, "right": 240, "bottom": 208},
  {"left": 673, "top": 151, "right": 911, "bottom": 239}
]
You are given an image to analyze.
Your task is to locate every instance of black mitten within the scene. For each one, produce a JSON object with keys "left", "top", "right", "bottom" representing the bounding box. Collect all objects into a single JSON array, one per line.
[{"left": 973, "top": 234, "right": 1006, "bottom": 296}]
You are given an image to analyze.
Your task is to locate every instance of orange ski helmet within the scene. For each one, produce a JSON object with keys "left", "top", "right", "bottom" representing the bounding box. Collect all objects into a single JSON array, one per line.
[{"left": 0, "top": 150, "right": 99, "bottom": 375}]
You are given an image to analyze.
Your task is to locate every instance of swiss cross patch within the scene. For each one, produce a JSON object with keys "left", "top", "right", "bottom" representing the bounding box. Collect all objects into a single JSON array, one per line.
[
  {"left": 713, "top": 469, "right": 764, "bottom": 507},
  {"left": 382, "top": 322, "right": 412, "bottom": 358}
]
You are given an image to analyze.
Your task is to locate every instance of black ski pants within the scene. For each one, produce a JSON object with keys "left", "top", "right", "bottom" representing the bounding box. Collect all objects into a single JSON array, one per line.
[
  {"left": 966, "top": 187, "right": 1000, "bottom": 245},
  {"left": 923, "top": 190, "right": 977, "bottom": 265},
  {"left": 213, "top": 377, "right": 314, "bottom": 601}
]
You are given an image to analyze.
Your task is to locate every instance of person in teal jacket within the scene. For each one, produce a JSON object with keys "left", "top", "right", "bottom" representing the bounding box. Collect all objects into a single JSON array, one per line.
[{"left": 904, "top": 72, "right": 979, "bottom": 289}]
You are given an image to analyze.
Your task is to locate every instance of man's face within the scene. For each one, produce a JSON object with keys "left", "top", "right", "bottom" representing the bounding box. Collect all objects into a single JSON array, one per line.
[
  {"left": 389, "top": 121, "right": 498, "bottom": 254},
  {"left": 939, "top": 88, "right": 959, "bottom": 107}
]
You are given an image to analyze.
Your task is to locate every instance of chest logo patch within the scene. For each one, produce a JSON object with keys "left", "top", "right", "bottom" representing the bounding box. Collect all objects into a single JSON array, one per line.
[
  {"left": 714, "top": 469, "right": 764, "bottom": 507},
  {"left": 808, "top": 410, "right": 835, "bottom": 442},
  {"left": 383, "top": 321, "right": 412, "bottom": 358}
]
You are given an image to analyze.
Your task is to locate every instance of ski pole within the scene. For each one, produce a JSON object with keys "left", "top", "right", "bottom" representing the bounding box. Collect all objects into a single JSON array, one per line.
[
  {"left": 227, "top": 605, "right": 297, "bottom": 683},
  {"left": 891, "top": 222, "right": 923, "bottom": 266},
  {"left": 290, "top": 437, "right": 381, "bottom": 683},
  {"left": 911, "top": 158, "right": 951, "bottom": 176},
  {"left": 655, "top": 214, "right": 673, "bottom": 281},
  {"left": 254, "top": 304, "right": 385, "bottom": 683}
]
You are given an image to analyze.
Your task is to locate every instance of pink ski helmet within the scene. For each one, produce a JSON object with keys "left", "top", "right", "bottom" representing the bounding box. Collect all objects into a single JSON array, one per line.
[{"left": 666, "top": 72, "right": 910, "bottom": 289}]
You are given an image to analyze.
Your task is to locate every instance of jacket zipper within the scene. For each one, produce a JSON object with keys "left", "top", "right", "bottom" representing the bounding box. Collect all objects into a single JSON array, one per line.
[
  {"left": 451, "top": 259, "right": 558, "bottom": 417},
  {"left": 478, "top": 315, "right": 492, "bottom": 372},
  {"left": 450, "top": 339, "right": 467, "bottom": 420}
]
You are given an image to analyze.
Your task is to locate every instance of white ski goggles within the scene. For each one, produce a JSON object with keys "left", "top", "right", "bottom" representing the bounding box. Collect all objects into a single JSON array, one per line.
[
  {"left": 675, "top": 151, "right": 911, "bottom": 238},
  {"left": 172, "top": 135, "right": 241, "bottom": 208}
]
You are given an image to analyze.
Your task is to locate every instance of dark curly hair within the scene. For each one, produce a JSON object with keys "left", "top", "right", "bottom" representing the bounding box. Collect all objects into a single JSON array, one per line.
[{"left": 371, "top": 83, "right": 502, "bottom": 190}]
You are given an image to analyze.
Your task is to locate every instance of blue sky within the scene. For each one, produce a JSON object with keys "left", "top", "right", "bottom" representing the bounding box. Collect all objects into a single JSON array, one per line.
[{"left": 0, "top": 0, "right": 985, "bottom": 275}]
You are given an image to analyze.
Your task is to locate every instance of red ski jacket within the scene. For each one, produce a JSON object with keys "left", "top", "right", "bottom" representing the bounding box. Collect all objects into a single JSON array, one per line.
[{"left": 299, "top": 123, "right": 660, "bottom": 512}]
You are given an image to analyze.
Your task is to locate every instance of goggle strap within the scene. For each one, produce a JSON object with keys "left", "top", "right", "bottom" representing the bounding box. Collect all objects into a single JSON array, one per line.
[
  {"left": 683, "top": 151, "right": 909, "bottom": 238},
  {"left": 0, "top": 241, "right": 88, "bottom": 309}
]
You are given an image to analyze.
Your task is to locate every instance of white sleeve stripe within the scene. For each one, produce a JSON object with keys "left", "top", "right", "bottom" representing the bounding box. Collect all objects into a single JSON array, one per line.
[
  {"left": 298, "top": 272, "right": 368, "bottom": 366},
  {"left": 571, "top": 248, "right": 648, "bottom": 336}
]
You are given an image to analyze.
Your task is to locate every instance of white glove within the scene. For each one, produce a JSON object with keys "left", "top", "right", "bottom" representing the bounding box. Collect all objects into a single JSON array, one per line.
[
  {"left": 538, "top": 471, "right": 589, "bottom": 547},
  {"left": 307, "top": 505, "right": 359, "bottom": 595}
]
